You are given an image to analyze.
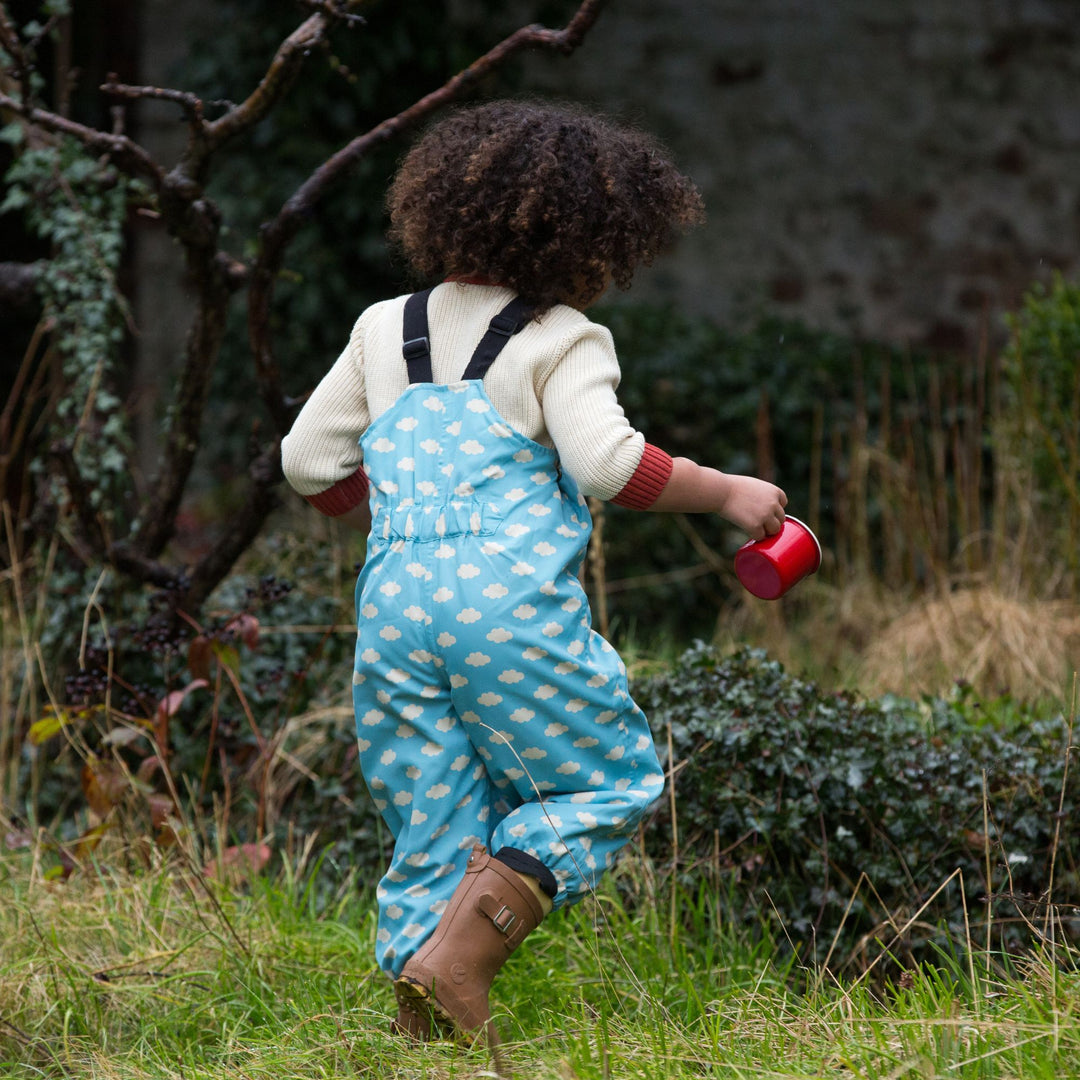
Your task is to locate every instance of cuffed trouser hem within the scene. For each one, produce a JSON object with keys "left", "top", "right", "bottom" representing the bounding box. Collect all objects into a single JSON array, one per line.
[{"left": 493, "top": 845, "right": 558, "bottom": 899}]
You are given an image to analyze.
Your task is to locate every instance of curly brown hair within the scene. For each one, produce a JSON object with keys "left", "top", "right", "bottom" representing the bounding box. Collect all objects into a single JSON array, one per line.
[{"left": 386, "top": 100, "right": 705, "bottom": 313}]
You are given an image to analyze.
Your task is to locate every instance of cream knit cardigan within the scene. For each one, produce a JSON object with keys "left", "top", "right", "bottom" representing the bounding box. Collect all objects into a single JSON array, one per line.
[{"left": 281, "top": 282, "right": 650, "bottom": 511}]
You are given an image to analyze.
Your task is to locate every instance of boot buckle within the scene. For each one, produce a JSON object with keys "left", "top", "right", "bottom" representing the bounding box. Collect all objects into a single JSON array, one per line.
[{"left": 490, "top": 904, "right": 516, "bottom": 933}]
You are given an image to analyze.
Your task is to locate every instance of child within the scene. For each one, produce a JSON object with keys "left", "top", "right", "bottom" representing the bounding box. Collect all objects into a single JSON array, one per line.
[{"left": 281, "top": 99, "right": 787, "bottom": 1043}]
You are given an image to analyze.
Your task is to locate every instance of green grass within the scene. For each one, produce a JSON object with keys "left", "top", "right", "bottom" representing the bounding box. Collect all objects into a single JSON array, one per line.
[{"left": 2, "top": 846, "right": 1078, "bottom": 1079}]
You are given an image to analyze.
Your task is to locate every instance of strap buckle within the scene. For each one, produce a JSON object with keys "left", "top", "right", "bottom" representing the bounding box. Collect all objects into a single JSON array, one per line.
[
  {"left": 488, "top": 314, "right": 521, "bottom": 337},
  {"left": 489, "top": 904, "right": 517, "bottom": 934},
  {"left": 402, "top": 336, "right": 430, "bottom": 360}
]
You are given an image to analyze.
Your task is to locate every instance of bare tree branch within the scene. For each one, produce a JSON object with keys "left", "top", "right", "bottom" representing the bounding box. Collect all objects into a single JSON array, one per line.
[
  {"left": 297, "top": 0, "right": 368, "bottom": 28},
  {"left": 100, "top": 3, "right": 371, "bottom": 182},
  {"left": 3, "top": 0, "right": 610, "bottom": 618},
  {"left": 200, "top": 11, "right": 340, "bottom": 159},
  {"left": 0, "top": 92, "right": 165, "bottom": 186},
  {"left": 107, "top": 540, "right": 186, "bottom": 589},
  {"left": 248, "top": 0, "right": 610, "bottom": 436},
  {"left": 132, "top": 263, "right": 233, "bottom": 559},
  {"left": 0, "top": 4, "right": 31, "bottom": 91},
  {"left": 100, "top": 77, "right": 206, "bottom": 127},
  {"left": 90, "top": 6, "right": 368, "bottom": 569}
]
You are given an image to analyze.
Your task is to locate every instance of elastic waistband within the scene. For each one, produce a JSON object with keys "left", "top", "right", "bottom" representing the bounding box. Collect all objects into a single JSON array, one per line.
[{"left": 372, "top": 497, "right": 504, "bottom": 542}]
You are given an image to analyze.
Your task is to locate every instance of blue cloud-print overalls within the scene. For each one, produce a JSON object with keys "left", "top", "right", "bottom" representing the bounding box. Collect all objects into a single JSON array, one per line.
[{"left": 353, "top": 290, "right": 665, "bottom": 976}]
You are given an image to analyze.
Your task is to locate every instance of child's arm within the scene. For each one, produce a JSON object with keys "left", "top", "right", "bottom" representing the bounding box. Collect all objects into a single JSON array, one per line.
[
  {"left": 646, "top": 457, "right": 787, "bottom": 540},
  {"left": 331, "top": 502, "right": 373, "bottom": 533},
  {"left": 539, "top": 319, "right": 785, "bottom": 539},
  {"left": 281, "top": 318, "right": 370, "bottom": 523}
]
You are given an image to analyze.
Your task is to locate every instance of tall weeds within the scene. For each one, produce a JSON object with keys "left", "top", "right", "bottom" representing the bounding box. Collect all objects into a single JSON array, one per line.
[{"left": 730, "top": 300, "right": 1080, "bottom": 698}]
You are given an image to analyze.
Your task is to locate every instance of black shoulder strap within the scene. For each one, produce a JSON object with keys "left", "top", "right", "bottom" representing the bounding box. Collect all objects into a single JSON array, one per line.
[
  {"left": 401, "top": 289, "right": 533, "bottom": 385},
  {"left": 402, "top": 287, "right": 436, "bottom": 384},
  {"left": 461, "top": 296, "right": 534, "bottom": 381}
]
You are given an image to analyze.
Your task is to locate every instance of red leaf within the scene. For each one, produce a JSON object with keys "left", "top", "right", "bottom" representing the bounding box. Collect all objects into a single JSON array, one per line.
[
  {"left": 136, "top": 755, "right": 163, "bottom": 783},
  {"left": 229, "top": 614, "right": 260, "bottom": 650},
  {"left": 146, "top": 792, "right": 175, "bottom": 829},
  {"left": 4, "top": 828, "right": 33, "bottom": 850},
  {"left": 188, "top": 635, "right": 214, "bottom": 681},
  {"left": 82, "top": 760, "right": 128, "bottom": 818},
  {"left": 204, "top": 842, "right": 272, "bottom": 883},
  {"left": 155, "top": 679, "right": 209, "bottom": 722},
  {"left": 154, "top": 678, "right": 208, "bottom": 749}
]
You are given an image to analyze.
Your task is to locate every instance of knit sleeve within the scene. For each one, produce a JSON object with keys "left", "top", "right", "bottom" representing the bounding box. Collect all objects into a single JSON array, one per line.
[
  {"left": 281, "top": 317, "right": 371, "bottom": 516},
  {"left": 610, "top": 443, "right": 674, "bottom": 509},
  {"left": 539, "top": 322, "right": 654, "bottom": 501}
]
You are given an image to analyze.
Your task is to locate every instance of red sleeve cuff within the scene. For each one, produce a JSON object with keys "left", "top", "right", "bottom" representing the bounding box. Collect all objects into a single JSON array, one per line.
[
  {"left": 303, "top": 468, "right": 370, "bottom": 517},
  {"left": 610, "top": 443, "right": 674, "bottom": 510}
]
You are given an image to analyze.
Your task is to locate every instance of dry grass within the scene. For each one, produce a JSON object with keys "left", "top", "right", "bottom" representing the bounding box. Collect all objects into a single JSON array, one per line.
[
  {"left": 716, "top": 576, "right": 905, "bottom": 690},
  {"left": 717, "top": 578, "right": 1080, "bottom": 703},
  {"left": 858, "top": 585, "right": 1080, "bottom": 700}
]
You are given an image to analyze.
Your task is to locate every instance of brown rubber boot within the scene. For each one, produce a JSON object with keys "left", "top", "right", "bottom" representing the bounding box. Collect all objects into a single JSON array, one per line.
[
  {"left": 390, "top": 1000, "right": 432, "bottom": 1040},
  {"left": 393, "top": 844, "right": 545, "bottom": 1044}
]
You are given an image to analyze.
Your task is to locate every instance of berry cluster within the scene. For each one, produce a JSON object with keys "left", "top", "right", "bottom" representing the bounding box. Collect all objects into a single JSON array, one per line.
[
  {"left": 248, "top": 575, "right": 293, "bottom": 604},
  {"left": 64, "top": 647, "right": 111, "bottom": 706}
]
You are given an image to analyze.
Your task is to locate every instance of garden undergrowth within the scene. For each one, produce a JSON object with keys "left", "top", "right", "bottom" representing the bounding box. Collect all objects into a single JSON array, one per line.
[{"left": 1, "top": 843, "right": 1078, "bottom": 1079}]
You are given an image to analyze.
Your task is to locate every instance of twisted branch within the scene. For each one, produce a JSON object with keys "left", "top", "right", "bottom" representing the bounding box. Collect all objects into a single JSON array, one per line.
[
  {"left": 100, "top": 78, "right": 207, "bottom": 126},
  {"left": 100, "top": 3, "right": 363, "bottom": 184},
  {"left": 2, "top": 0, "right": 610, "bottom": 614},
  {"left": 0, "top": 92, "right": 164, "bottom": 186},
  {"left": 249, "top": 0, "right": 610, "bottom": 436},
  {"left": 201, "top": 10, "right": 345, "bottom": 159}
]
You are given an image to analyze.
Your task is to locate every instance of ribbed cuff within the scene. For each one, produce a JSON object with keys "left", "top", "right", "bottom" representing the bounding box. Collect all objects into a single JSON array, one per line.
[
  {"left": 610, "top": 443, "right": 674, "bottom": 510},
  {"left": 303, "top": 468, "right": 369, "bottom": 517}
]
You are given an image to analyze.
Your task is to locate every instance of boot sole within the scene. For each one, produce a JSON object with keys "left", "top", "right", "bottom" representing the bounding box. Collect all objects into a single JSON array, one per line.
[{"left": 393, "top": 975, "right": 479, "bottom": 1045}]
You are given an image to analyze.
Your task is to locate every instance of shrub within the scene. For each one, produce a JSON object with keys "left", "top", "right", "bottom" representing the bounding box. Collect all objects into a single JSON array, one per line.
[
  {"left": 635, "top": 644, "right": 1079, "bottom": 971},
  {"left": 11, "top": 525, "right": 391, "bottom": 881}
]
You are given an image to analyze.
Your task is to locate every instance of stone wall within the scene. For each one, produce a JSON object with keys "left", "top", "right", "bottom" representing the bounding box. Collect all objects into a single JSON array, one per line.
[{"left": 455, "top": 0, "right": 1080, "bottom": 352}]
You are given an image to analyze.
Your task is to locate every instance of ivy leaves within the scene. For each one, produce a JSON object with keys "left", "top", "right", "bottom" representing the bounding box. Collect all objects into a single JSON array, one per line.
[
  {"left": 636, "top": 644, "right": 1078, "bottom": 968},
  {"left": 4, "top": 133, "right": 142, "bottom": 522}
]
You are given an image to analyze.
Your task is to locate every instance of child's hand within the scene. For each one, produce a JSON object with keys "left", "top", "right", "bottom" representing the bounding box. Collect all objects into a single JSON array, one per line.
[
  {"left": 333, "top": 502, "right": 373, "bottom": 534},
  {"left": 644, "top": 458, "right": 787, "bottom": 534},
  {"left": 718, "top": 474, "right": 787, "bottom": 539}
]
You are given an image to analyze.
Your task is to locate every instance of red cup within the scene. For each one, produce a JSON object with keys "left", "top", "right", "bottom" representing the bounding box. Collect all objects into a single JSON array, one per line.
[{"left": 734, "top": 515, "right": 822, "bottom": 600}]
